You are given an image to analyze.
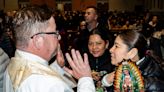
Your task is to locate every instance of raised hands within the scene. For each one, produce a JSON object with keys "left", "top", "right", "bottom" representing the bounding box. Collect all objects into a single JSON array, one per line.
[{"left": 64, "top": 49, "right": 92, "bottom": 79}]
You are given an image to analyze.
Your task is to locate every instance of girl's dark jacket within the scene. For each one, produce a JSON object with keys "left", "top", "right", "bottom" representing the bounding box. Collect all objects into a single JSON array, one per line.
[{"left": 138, "top": 55, "right": 164, "bottom": 92}]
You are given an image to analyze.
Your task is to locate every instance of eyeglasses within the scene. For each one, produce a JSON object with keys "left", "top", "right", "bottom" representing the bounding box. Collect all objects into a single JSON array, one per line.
[{"left": 31, "top": 31, "right": 61, "bottom": 40}]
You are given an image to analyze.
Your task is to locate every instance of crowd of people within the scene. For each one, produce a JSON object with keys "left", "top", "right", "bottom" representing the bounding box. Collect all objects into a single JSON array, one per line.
[{"left": 0, "top": 5, "right": 164, "bottom": 92}]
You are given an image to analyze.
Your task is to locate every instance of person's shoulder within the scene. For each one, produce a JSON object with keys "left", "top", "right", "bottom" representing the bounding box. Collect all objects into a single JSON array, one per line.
[
  {"left": 19, "top": 74, "right": 69, "bottom": 91},
  {"left": 144, "top": 77, "right": 164, "bottom": 91},
  {"left": 144, "top": 55, "right": 164, "bottom": 73},
  {"left": 27, "top": 74, "right": 65, "bottom": 84},
  {"left": 146, "top": 54, "right": 163, "bottom": 64},
  {"left": 97, "top": 24, "right": 108, "bottom": 30},
  {"left": 0, "top": 48, "right": 9, "bottom": 65},
  {"left": 18, "top": 74, "right": 71, "bottom": 92},
  {"left": 0, "top": 48, "right": 6, "bottom": 56}
]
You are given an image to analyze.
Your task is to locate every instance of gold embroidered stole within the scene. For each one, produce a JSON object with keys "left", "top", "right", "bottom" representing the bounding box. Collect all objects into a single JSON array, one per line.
[{"left": 8, "top": 57, "right": 62, "bottom": 91}]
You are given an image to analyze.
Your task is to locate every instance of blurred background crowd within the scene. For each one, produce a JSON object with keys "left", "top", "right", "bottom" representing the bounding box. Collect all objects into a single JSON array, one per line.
[{"left": 0, "top": 6, "right": 164, "bottom": 59}]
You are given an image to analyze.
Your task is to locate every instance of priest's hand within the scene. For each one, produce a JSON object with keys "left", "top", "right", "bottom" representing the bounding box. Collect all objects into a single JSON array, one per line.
[{"left": 64, "top": 49, "right": 92, "bottom": 79}]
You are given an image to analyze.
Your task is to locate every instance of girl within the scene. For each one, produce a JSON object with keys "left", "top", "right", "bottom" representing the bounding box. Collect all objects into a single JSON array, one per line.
[{"left": 102, "top": 30, "right": 164, "bottom": 92}]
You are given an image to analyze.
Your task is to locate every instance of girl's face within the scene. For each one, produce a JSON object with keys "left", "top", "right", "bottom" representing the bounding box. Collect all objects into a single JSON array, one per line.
[
  {"left": 109, "top": 36, "right": 129, "bottom": 66},
  {"left": 88, "top": 34, "right": 108, "bottom": 57}
]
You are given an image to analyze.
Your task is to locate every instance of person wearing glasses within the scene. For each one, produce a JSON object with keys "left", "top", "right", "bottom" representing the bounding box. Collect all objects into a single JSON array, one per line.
[{"left": 3, "top": 6, "right": 95, "bottom": 92}]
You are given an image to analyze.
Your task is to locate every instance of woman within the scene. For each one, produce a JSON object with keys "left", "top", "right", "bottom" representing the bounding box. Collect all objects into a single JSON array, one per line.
[
  {"left": 102, "top": 30, "right": 164, "bottom": 91},
  {"left": 87, "top": 28, "right": 114, "bottom": 92}
]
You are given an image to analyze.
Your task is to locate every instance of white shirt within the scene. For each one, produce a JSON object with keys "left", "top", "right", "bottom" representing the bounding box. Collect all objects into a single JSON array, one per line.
[
  {"left": 3, "top": 49, "right": 95, "bottom": 92},
  {"left": 50, "top": 61, "right": 77, "bottom": 88}
]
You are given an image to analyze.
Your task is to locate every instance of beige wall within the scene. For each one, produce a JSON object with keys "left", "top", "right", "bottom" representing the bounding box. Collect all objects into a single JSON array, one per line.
[
  {"left": 144, "top": 0, "right": 164, "bottom": 12},
  {"left": 5, "top": 0, "right": 18, "bottom": 11},
  {"left": 30, "top": 0, "right": 56, "bottom": 9},
  {"left": 3, "top": 0, "right": 56, "bottom": 11},
  {"left": 1, "top": 0, "right": 164, "bottom": 12},
  {"left": 108, "top": 0, "right": 164, "bottom": 11},
  {"left": 72, "top": 0, "right": 97, "bottom": 11},
  {"left": 0, "top": 0, "right": 4, "bottom": 10},
  {"left": 108, "top": 0, "right": 142, "bottom": 11}
]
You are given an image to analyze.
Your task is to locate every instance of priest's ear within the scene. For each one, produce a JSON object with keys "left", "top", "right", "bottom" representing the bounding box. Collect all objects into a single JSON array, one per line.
[{"left": 32, "top": 36, "right": 44, "bottom": 49}]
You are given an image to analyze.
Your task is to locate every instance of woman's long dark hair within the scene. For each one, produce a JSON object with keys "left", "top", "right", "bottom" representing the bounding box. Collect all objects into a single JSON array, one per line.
[
  {"left": 89, "top": 28, "right": 113, "bottom": 48},
  {"left": 117, "top": 30, "right": 148, "bottom": 59}
]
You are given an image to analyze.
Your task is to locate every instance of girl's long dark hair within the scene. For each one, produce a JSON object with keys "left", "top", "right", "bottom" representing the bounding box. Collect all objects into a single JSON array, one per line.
[{"left": 117, "top": 30, "right": 148, "bottom": 59}]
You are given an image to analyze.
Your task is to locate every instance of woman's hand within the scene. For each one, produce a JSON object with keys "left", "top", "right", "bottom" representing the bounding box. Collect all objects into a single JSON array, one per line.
[
  {"left": 91, "top": 71, "right": 101, "bottom": 81},
  {"left": 106, "top": 71, "right": 115, "bottom": 84}
]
